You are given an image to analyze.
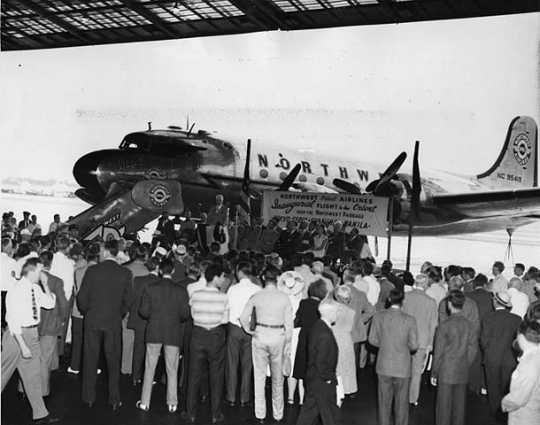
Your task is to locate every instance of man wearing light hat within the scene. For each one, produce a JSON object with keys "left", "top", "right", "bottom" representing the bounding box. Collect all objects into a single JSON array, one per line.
[{"left": 480, "top": 291, "right": 522, "bottom": 421}]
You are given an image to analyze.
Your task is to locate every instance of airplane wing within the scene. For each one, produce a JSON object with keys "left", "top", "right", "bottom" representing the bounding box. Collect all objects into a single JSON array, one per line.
[{"left": 431, "top": 187, "right": 540, "bottom": 218}]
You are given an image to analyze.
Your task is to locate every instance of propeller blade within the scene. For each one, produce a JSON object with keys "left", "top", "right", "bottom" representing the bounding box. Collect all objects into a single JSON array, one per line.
[
  {"left": 242, "top": 139, "right": 251, "bottom": 193},
  {"left": 411, "top": 140, "right": 421, "bottom": 217},
  {"left": 371, "top": 151, "right": 407, "bottom": 194},
  {"left": 333, "top": 178, "right": 362, "bottom": 194},
  {"left": 278, "top": 163, "right": 302, "bottom": 191}
]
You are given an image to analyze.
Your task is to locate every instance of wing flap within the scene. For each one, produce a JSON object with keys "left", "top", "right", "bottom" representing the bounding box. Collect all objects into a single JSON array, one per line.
[{"left": 432, "top": 187, "right": 540, "bottom": 218}]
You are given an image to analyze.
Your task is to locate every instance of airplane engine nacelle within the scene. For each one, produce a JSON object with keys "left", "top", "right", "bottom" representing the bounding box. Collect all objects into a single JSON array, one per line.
[{"left": 131, "top": 180, "right": 184, "bottom": 215}]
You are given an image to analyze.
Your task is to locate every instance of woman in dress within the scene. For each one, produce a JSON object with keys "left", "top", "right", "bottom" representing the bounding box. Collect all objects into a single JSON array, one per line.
[
  {"left": 501, "top": 320, "right": 540, "bottom": 425},
  {"left": 277, "top": 270, "right": 305, "bottom": 405},
  {"left": 333, "top": 285, "right": 358, "bottom": 396},
  {"left": 292, "top": 279, "right": 329, "bottom": 405}
]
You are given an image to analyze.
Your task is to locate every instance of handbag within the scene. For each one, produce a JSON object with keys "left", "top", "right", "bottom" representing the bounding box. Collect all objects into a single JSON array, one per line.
[{"left": 249, "top": 306, "right": 257, "bottom": 332}]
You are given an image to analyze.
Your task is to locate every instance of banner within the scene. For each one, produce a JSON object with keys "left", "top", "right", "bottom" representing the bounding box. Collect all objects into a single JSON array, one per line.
[{"left": 262, "top": 191, "right": 390, "bottom": 237}]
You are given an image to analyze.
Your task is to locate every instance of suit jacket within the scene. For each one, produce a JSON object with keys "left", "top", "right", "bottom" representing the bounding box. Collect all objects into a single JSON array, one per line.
[
  {"left": 432, "top": 313, "right": 477, "bottom": 384},
  {"left": 346, "top": 283, "right": 375, "bottom": 342},
  {"left": 368, "top": 308, "right": 419, "bottom": 378},
  {"left": 439, "top": 295, "right": 480, "bottom": 336},
  {"left": 466, "top": 288, "right": 493, "bottom": 321},
  {"left": 127, "top": 273, "right": 159, "bottom": 331},
  {"left": 402, "top": 288, "right": 438, "bottom": 349},
  {"left": 139, "top": 277, "right": 190, "bottom": 347},
  {"left": 480, "top": 309, "right": 521, "bottom": 367},
  {"left": 77, "top": 260, "right": 133, "bottom": 330},
  {"left": 124, "top": 260, "right": 149, "bottom": 281},
  {"left": 306, "top": 319, "right": 338, "bottom": 384},
  {"left": 39, "top": 271, "right": 69, "bottom": 336}
]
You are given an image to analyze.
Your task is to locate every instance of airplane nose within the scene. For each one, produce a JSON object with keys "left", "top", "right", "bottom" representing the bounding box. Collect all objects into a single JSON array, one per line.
[{"left": 73, "top": 149, "right": 117, "bottom": 196}]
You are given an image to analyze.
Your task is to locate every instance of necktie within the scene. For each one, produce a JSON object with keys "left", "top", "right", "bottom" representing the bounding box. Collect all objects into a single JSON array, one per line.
[{"left": 31, "top": 286, "right": 38, "bottom": 321}]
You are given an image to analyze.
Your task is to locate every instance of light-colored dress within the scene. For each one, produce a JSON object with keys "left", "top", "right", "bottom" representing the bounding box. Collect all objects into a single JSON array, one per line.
[
  {"left": 503, "top": 346, "right": 540, "bottom": 425},
  {"left": 332, "top": 304, "right": 357, "bottom": 394}
]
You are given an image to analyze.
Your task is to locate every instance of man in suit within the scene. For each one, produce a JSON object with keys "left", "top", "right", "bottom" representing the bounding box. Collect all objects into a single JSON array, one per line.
[
  {"left": 296, "top": 300, "right": 341, "bottom": 425},
  {"left": 136, "top": 258, "right": 190, "bottom": 412},
  {"left": 127, "top": 257, "right": 159, "bottom": 386},
  {"left": 77, "top": 239, "right": 133, "bottom": 410},
  {"left": 438, "top": 276, "right": 480, "bottom": 337},
  {"left": 431, "top": 290, "right": 477, "bottom": 425},
  {"left": 122, "top": 245, "right": 149, "bottom": 376},
  {"left": 465, "top": 273, "right": 493, "bottom": 394},
  {"left": 480, "top": 291, "right": 522, "bottom": 420},
  {"left": 402, "top": 274, "right": 438, "bottom": 406},
  {"left": 369, "top": 289, "right": 419, "bottom": 425}
]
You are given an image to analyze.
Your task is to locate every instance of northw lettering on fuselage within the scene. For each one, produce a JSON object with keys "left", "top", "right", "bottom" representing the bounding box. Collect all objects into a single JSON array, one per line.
[{"left": 257, "top": 153, "right": 369, "bottom": 181}]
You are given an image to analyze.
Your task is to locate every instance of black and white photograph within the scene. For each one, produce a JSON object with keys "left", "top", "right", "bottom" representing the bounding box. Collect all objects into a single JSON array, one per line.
[{"left": 1, "top": 1, "right": 540, "bottom": 425}]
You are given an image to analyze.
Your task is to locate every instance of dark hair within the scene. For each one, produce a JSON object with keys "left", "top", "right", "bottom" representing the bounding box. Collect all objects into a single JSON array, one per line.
[
  {"left": 262, "top": 264, "right": 281, "bottom": 285},
  {"left": 39, "top": 251, "right": 54, "bottom": 268},
  {"left": 237, "top": 261, "right": 253, "bottom": 277},
  {"left": 462, "top": 267, "right": 475, "bottom": 279},
  {"left": 15, "top": 242, "right": 31, "bottom": 259},
  {"left": 447, "top": 289, "right": 465, "bottom": 310},
  {"left": 134, "top": 245, "right": 147, "bottom": 261},
  {"left": 361, "top": 259, "right": 373, "bottom": 276},
  {"left": 40, "top": 235, "right": 51, "bottom": 248},
  {"left": 519, "top": 320, "right": 540, "bottom": 344},
  {"left": 388, "top": 289, "right": 404, "bottom": 306},
  {"left": 308, "top": 279, "right": 328, "bottom": 300},
  {"left": 400, "top": 271, "right": 415, "bottom": 287},
  {"left": 56, "top": 235, "right": 70, "bottom": 251},
  {"left": 159, "top": 258, "right": 174, "bottom": 275},
  {"left": 525, "top": 301, "right": 540, "bottom": 324},
  {"left": 493, "top": 261, "right": 505, "bottom": 272},
  {"left": 514, "top": 263, "right": 525, "bottom": 271},
  {"left": 21, "top": 257, "right": 42, "bottom": 276},
  {"left": 445, "top": 265, "right": 462, "bottom": 279},
  {"left": 205, "top": 263, "right": 225, "bottom": 283},
  {"left": 145, "top": 257, "right": 159, "bottom": 272},
  {"left": 104, "top": 239, "right": 119, "bottom": 257},
  {"left": 85, "top": 243, "right": 101, "bottom": 262},
  {"left": 381, "top": 260, "right": 393, "bottom": 273},
  {"left": 427, "top": 267, "right": 442, "bottom": 283},
  {"left": 473, "top": 273, "right": 488, "bottom": 288},
  {"left": 1, "top": 236, "right": 11, "bottom": 249}
]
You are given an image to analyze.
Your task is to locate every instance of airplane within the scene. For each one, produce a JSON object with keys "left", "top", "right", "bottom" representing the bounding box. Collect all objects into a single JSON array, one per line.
[{"left": 69, "top": 116, "right": 539, "bottom": 240}]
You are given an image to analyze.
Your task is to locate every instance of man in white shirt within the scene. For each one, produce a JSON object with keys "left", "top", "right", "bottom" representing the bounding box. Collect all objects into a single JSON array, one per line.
[
  {"left": 1, "top": 258, "right": 57, "bottom": 424},
  {"left": 507, "top": 278, "right": 530, "bottom": 319},
  {"left": 48, "top": 214, "right": 63, "bottom": 235},
  {"left": 357, "top": 260, "right": 380, "bottom": 307},
  {"left": 49, "top": 235, "right": 75, "bottom": 351},
  {"left": 225, "top": 262, "right": 261, "bottom": 407},
  {"left": 294, "top": 254, "right": 317, "bottom": 298},
  {"left": 1, "top": 237, "right": 17, "bottom": 329}
]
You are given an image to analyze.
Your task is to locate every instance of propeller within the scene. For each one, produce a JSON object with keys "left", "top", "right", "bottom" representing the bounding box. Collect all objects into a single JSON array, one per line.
[
  {"left": 365, "top": 151, "right": 407, "bottom": 195},
  {"left": 333, "top": 178, "right": 362, "bottom": 194},
  {"left": 278, "top": 163, "right": 302, "bottom": 191},
  {"left": 411, "top": 140, "right": 421, "bottom": 218}
]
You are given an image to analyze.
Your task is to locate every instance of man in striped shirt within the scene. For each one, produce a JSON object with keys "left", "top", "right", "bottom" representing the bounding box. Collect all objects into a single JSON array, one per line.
[{"left": 184, "top": 263, "right": 228, "bottom": 424}]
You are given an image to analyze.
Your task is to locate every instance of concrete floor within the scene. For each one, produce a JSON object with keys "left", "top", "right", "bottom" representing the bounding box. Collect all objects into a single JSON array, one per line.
[{"left": 2, "top": 365, "right": 500, "bottom": 425}]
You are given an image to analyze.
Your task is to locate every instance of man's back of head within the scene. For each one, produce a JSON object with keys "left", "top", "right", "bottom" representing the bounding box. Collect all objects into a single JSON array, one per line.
[{"left": 447, "top": 289, "right": 465, "bottom": 314}]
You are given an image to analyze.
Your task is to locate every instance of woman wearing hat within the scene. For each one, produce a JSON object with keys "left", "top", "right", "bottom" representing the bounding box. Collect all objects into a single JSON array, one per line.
[
  {"left": 333, "top": 285, "right": 358, "bottom": 397},
  {"left": 277, "top": 270, "right": 305, "bottom": 405}
]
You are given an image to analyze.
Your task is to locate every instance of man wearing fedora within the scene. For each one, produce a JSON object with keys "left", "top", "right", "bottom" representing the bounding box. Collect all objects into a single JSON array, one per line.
[{"left": 480, "top": 291, "right": 521, "bottom": 421}]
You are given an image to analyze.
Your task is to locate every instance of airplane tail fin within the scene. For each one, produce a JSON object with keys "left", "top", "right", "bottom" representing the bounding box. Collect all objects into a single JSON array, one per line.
[{"left": 477, "top": 116, "right": 538, "bottom": 189}]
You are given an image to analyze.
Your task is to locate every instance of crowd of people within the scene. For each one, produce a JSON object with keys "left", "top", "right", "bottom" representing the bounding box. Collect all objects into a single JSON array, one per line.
[{"left": 1, "top": 203, "right": 540, "bottom": 425}]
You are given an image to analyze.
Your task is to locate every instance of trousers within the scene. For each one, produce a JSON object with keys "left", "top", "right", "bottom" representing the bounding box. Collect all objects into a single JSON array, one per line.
[
  {"left": 252, "top": 329, "right": 286, "bottom": 421},
  {"left": 377, "top": 374, "right": 410, "bottom": 425},
  {"left": 296, "top": 378, "right": 340, "bottom": 425},
  {"left": 39, "top": 335, "right": 57, "bottom": 397},
  {"left": 82, "top": 326, "right": 121, "bottom": 405},
  {"left": 436, "top": 383, "right": 467, "bottom": 425},
  {"left": 132, "top": 327, "right": 146, "bottom": 383},
  {"left": 69, "top": 317, "right": 83, "bottom": 371},
  {"left": 409, "top": 348, "right": 428, "bottom": 404},
  {"left": 225, "top": 323, "right": 252, "bottom": 404},
  {"left": 121, "top": 317, "right": 134, "bottom": 375},
  {"left": 1, "top": 328, "right": 49, "bottom": 420},
  {"left": 186, "top": 326, "right": 226, "bottom": 419},
  {"left": 484, "top": 361, "right": 515, "bottom": 416},
  {"left": 141, "top": 344, "right": 180, "bottom": 406}
]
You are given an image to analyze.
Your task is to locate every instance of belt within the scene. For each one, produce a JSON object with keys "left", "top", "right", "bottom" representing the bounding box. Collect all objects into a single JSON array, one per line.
[
  {"left": 22, "top": 324, "right": 38, "bottom": 329},
  {"left": 256, "top": 323, "right": 284, "bottom": 329}
]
